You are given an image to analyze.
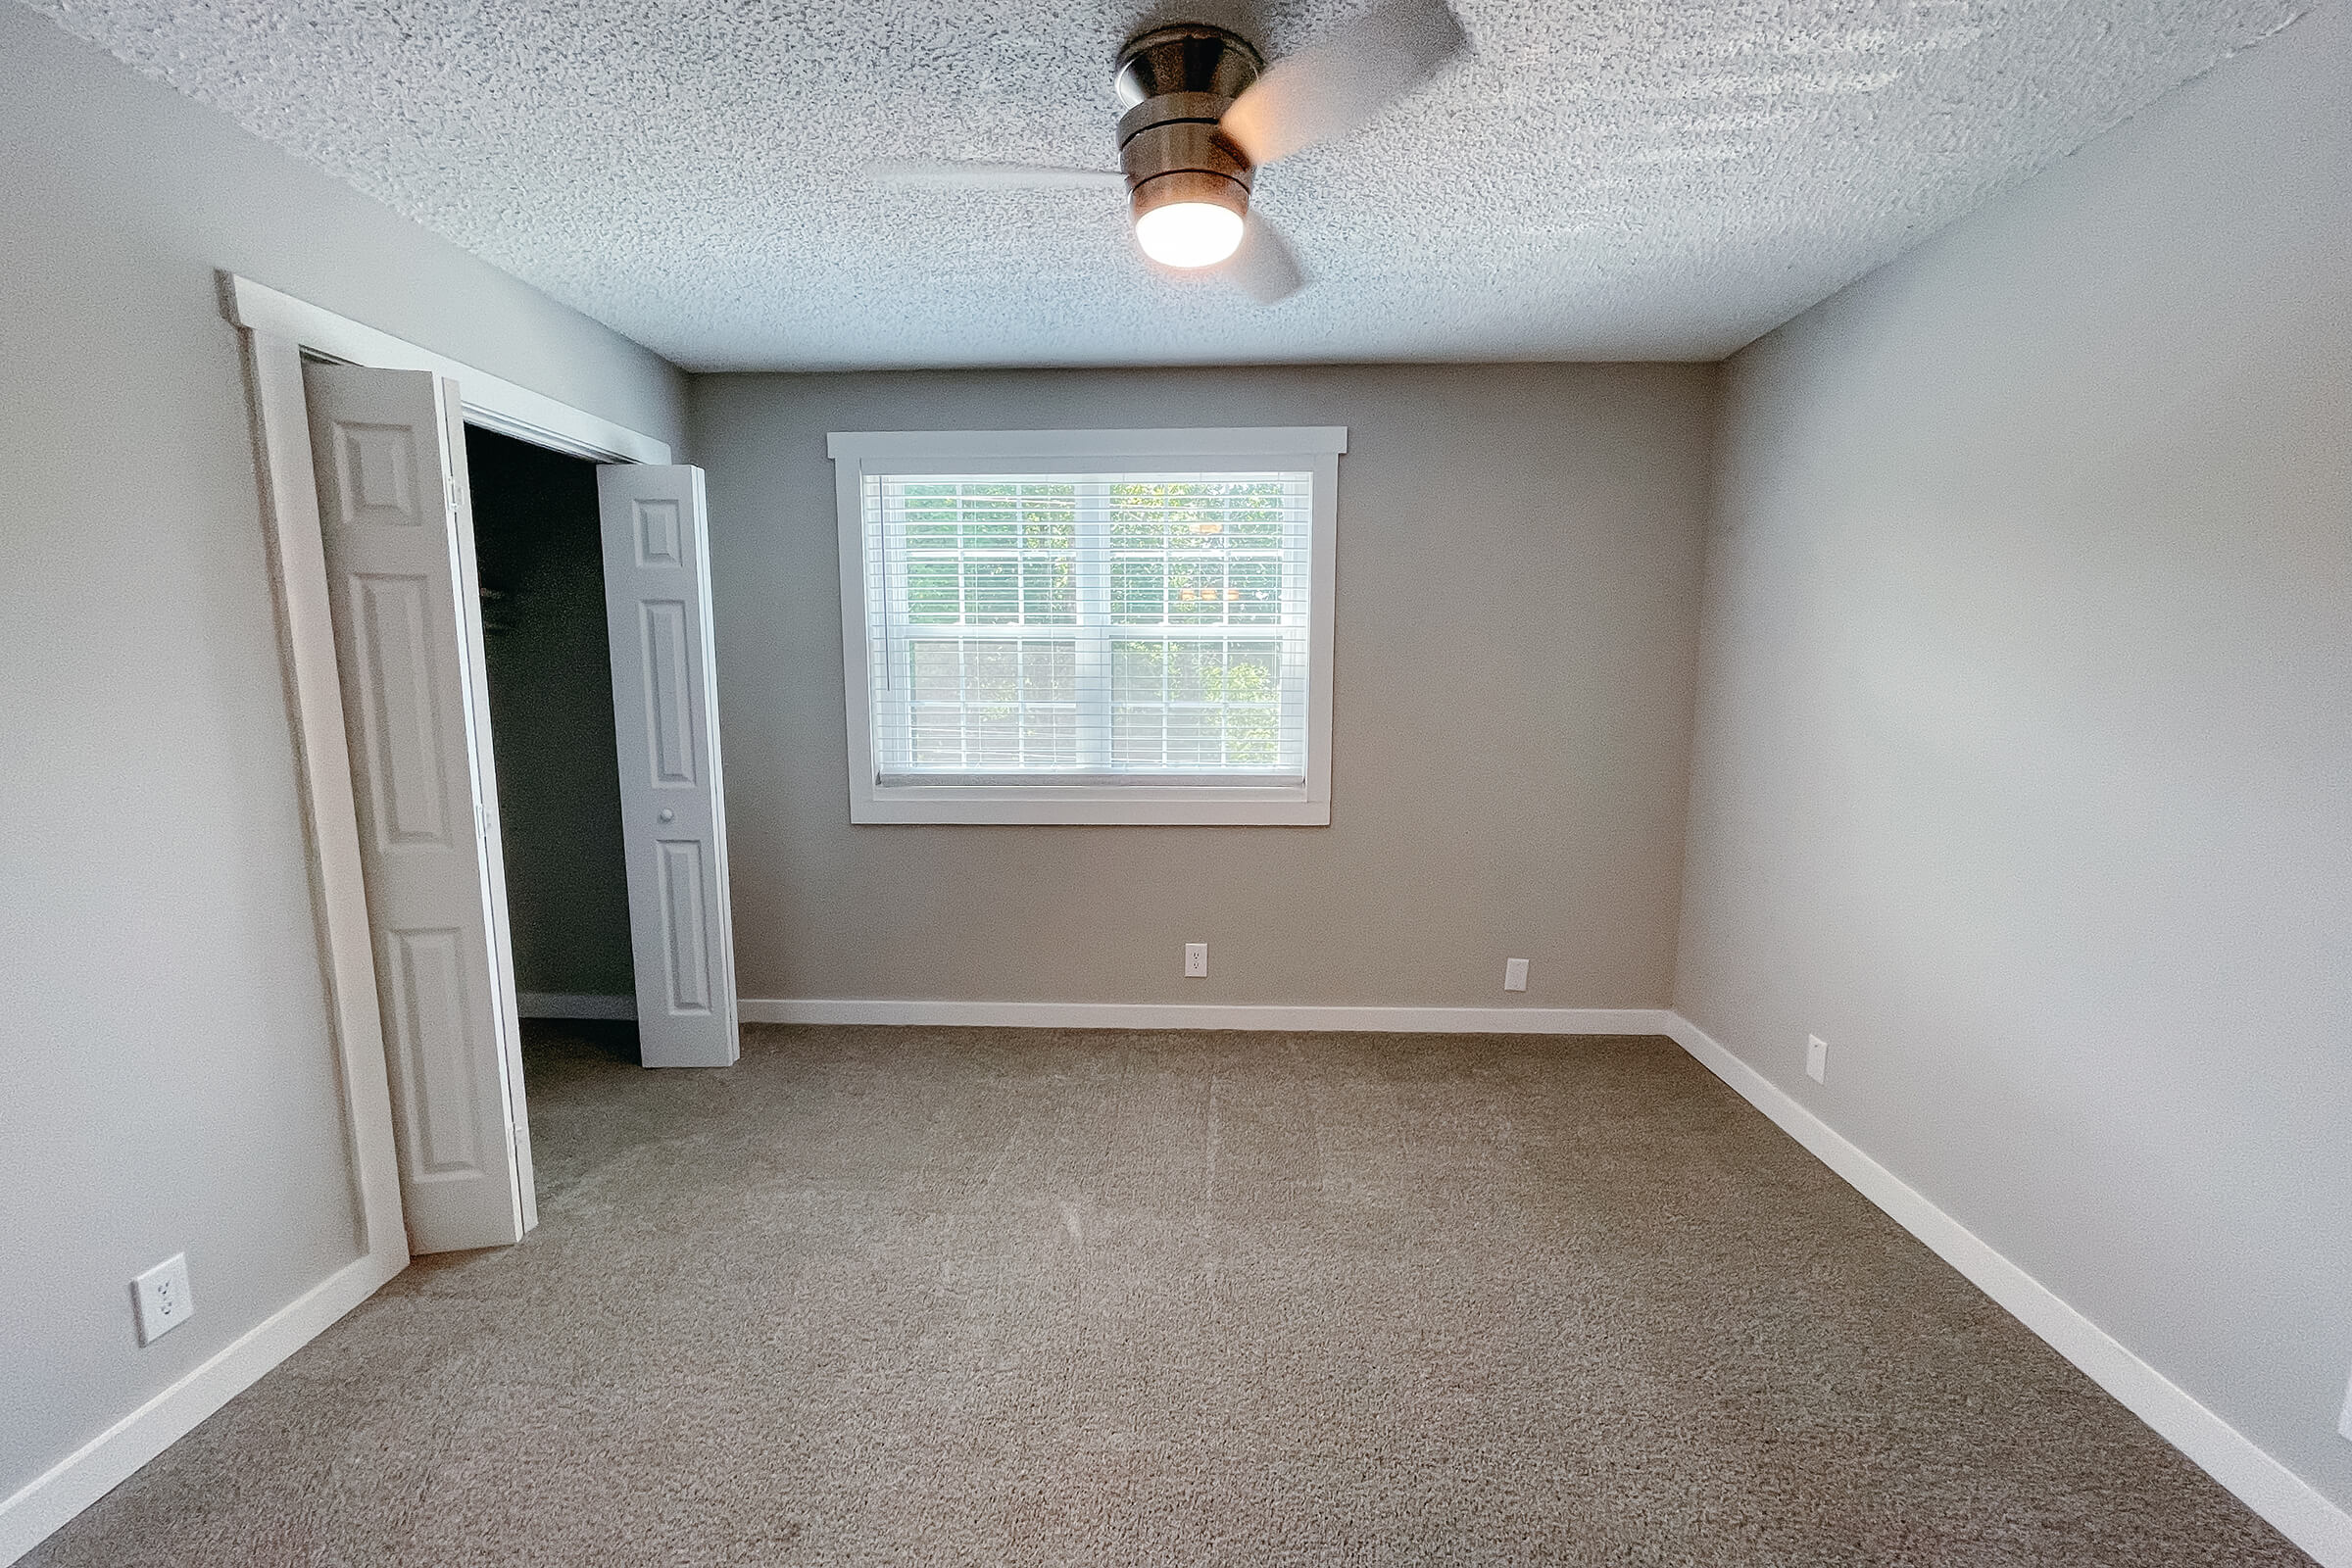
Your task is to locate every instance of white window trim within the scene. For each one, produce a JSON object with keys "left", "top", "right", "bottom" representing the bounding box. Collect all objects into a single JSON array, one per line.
[{"left": 827, "top": 426, "right": 1346, "bottom": 825}]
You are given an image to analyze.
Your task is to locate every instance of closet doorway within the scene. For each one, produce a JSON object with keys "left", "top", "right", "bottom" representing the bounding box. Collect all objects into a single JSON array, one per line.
[{"left": 230, "top": 274, "right": 737, "bottom": 1261}]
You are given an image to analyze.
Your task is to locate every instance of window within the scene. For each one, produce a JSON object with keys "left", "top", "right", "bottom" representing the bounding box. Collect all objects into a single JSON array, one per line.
[{"left": 828, "top": 427, "right": 1345, "bottom": 823}]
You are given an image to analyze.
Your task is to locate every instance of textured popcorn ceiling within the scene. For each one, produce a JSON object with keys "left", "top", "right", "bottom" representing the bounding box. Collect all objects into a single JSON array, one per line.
[{"left": 27, "top": 0, "right": 2305, "bottom": 369}]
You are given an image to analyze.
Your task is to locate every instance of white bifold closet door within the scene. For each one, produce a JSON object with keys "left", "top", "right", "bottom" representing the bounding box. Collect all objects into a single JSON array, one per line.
[
  {"left": 596, "top": 465, "right": 739, "bottom": 1069},
  {"left": 306, "top": 364, "right": 536, "bottom": 1253}
]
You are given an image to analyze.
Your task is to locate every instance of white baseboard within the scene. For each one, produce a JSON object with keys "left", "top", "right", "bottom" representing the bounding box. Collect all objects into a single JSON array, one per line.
[
  {"left": 1659, "top": 1012, "right": 2352, "bottom": 1568},
  {"left": 515, "top": 991, "right": 636, "bottom": 1020},
  {"left": 0, "top": 1247, "right": 404, "bottom": 1567},
  {"left": 739, "top": 997, "right": 1672, "bottom": 1035}
]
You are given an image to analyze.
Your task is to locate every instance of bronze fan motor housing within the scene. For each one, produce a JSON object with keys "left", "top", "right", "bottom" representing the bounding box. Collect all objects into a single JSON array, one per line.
[
  {"left": 1113, "top": 24, "right": 1264, "bottom": 236},
  {"left": 869, "top": 0, "right": 1466, "bottom": 302}
]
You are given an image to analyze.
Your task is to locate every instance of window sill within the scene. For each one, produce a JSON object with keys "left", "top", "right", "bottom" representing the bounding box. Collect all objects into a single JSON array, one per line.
[{"left": 848, "top": 782, "right": 1330, "bottom": 826}]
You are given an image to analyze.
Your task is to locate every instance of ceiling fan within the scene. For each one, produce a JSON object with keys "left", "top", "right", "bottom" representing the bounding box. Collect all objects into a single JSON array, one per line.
[{"left": 870, "top": 0, "right": 1469, "bottom": 304}]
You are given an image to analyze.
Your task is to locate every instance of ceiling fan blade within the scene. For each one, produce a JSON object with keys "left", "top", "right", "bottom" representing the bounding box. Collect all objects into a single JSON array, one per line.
[
  {"left": 1226, "top": 212, "right": 1305, "bottom": 305},
  {"left": 1220, "top": 0, "right": 1468, "bottom": 166},
  {"left": 867, "top": 160, "right": 1125, "bottom": 191}
]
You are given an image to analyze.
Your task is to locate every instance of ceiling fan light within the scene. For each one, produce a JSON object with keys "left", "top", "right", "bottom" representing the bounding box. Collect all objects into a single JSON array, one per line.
[{"left": 1134, "top": 201, "right": 1247, "bottom": 269}]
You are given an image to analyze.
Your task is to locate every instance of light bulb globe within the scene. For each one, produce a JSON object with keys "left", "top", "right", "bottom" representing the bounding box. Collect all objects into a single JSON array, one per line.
[{"left": 1134, "top": 201, "right": 1247, "bottom": 269}]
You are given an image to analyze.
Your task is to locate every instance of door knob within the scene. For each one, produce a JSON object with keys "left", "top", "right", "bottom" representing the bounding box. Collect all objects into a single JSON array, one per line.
[{"left": 657, "top": 808, "right": 674, "bottom": 823}]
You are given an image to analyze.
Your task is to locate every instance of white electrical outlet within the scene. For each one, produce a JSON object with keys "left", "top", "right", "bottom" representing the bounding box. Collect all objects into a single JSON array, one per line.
[
  {"left": 1183, "top": 942, "right": 1208, "bottom": 978},
  {"left": 1805, "top": 1035, "right": 1829, "bottom": 1084},
  {"left": 1503, "top": 958, "right": 1530, "bottom": 993},
  {"left": 132, "top": 1253, "right": 194, "bottom": 1346},
  {"left": 2337, "top": 1369, "right": 2352, "bottom": 1445}
]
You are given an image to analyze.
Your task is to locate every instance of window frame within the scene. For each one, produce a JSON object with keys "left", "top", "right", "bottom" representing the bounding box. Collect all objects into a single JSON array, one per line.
[{"left": 828, "top": 426, "right": 1346, "bottom": 825}]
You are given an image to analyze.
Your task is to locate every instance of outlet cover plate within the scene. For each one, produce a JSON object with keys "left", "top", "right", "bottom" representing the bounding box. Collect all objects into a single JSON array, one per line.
[
  {"left": 1805, "top": 1035, "right": 1829, "bottom": 1084},
  {"left": 1503, "top": 958, "right": 1529, "bottom": 992},
  {"left": 1183, "top": 942, "right": 1208, "bottom": 978},
  {"left": 132, "top": 1252, "right": 195, "bottom": 1345}
]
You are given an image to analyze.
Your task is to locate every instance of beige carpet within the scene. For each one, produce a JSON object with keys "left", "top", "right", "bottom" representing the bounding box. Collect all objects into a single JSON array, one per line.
[{"left": 28, "top": 1025, "right": 2311, "bottom": 1566}]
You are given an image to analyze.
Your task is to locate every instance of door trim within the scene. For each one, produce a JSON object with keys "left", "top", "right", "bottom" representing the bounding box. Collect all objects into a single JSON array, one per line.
[
  {"left": 223, "top": 274, "right": 671, "bottom": 465},
  {"left": 221, "top": 271, "right": 672, "bottom": 1271}
]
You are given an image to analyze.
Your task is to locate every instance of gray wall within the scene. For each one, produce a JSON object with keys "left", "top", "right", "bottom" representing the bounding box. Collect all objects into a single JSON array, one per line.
[
  {"left": 695, "top": 364, "right": 1712, "bottom": 1008},
  {"left": 1676, "top": 0, "right": 2352, "bottom": 1512},
  {"left": 0, "top": 5, "right": 684, "bottom": 1508}
]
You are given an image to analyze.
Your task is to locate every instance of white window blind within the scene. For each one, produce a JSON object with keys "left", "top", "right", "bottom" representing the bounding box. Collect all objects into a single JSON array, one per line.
[{"left": 860, "top": 471, "right": 1313, "bottom": 785}]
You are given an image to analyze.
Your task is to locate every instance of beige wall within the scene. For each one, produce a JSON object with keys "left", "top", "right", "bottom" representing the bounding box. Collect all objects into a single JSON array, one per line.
[
  {"left": 1676, "top": 1, "right": 2352, "bottom": 1512},
  {"left": 0, "top": 5, "right": 684, "bottom": 1511},
  {"left": 693, "top": 363, "right": 1713, "bottom": 1008}
]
